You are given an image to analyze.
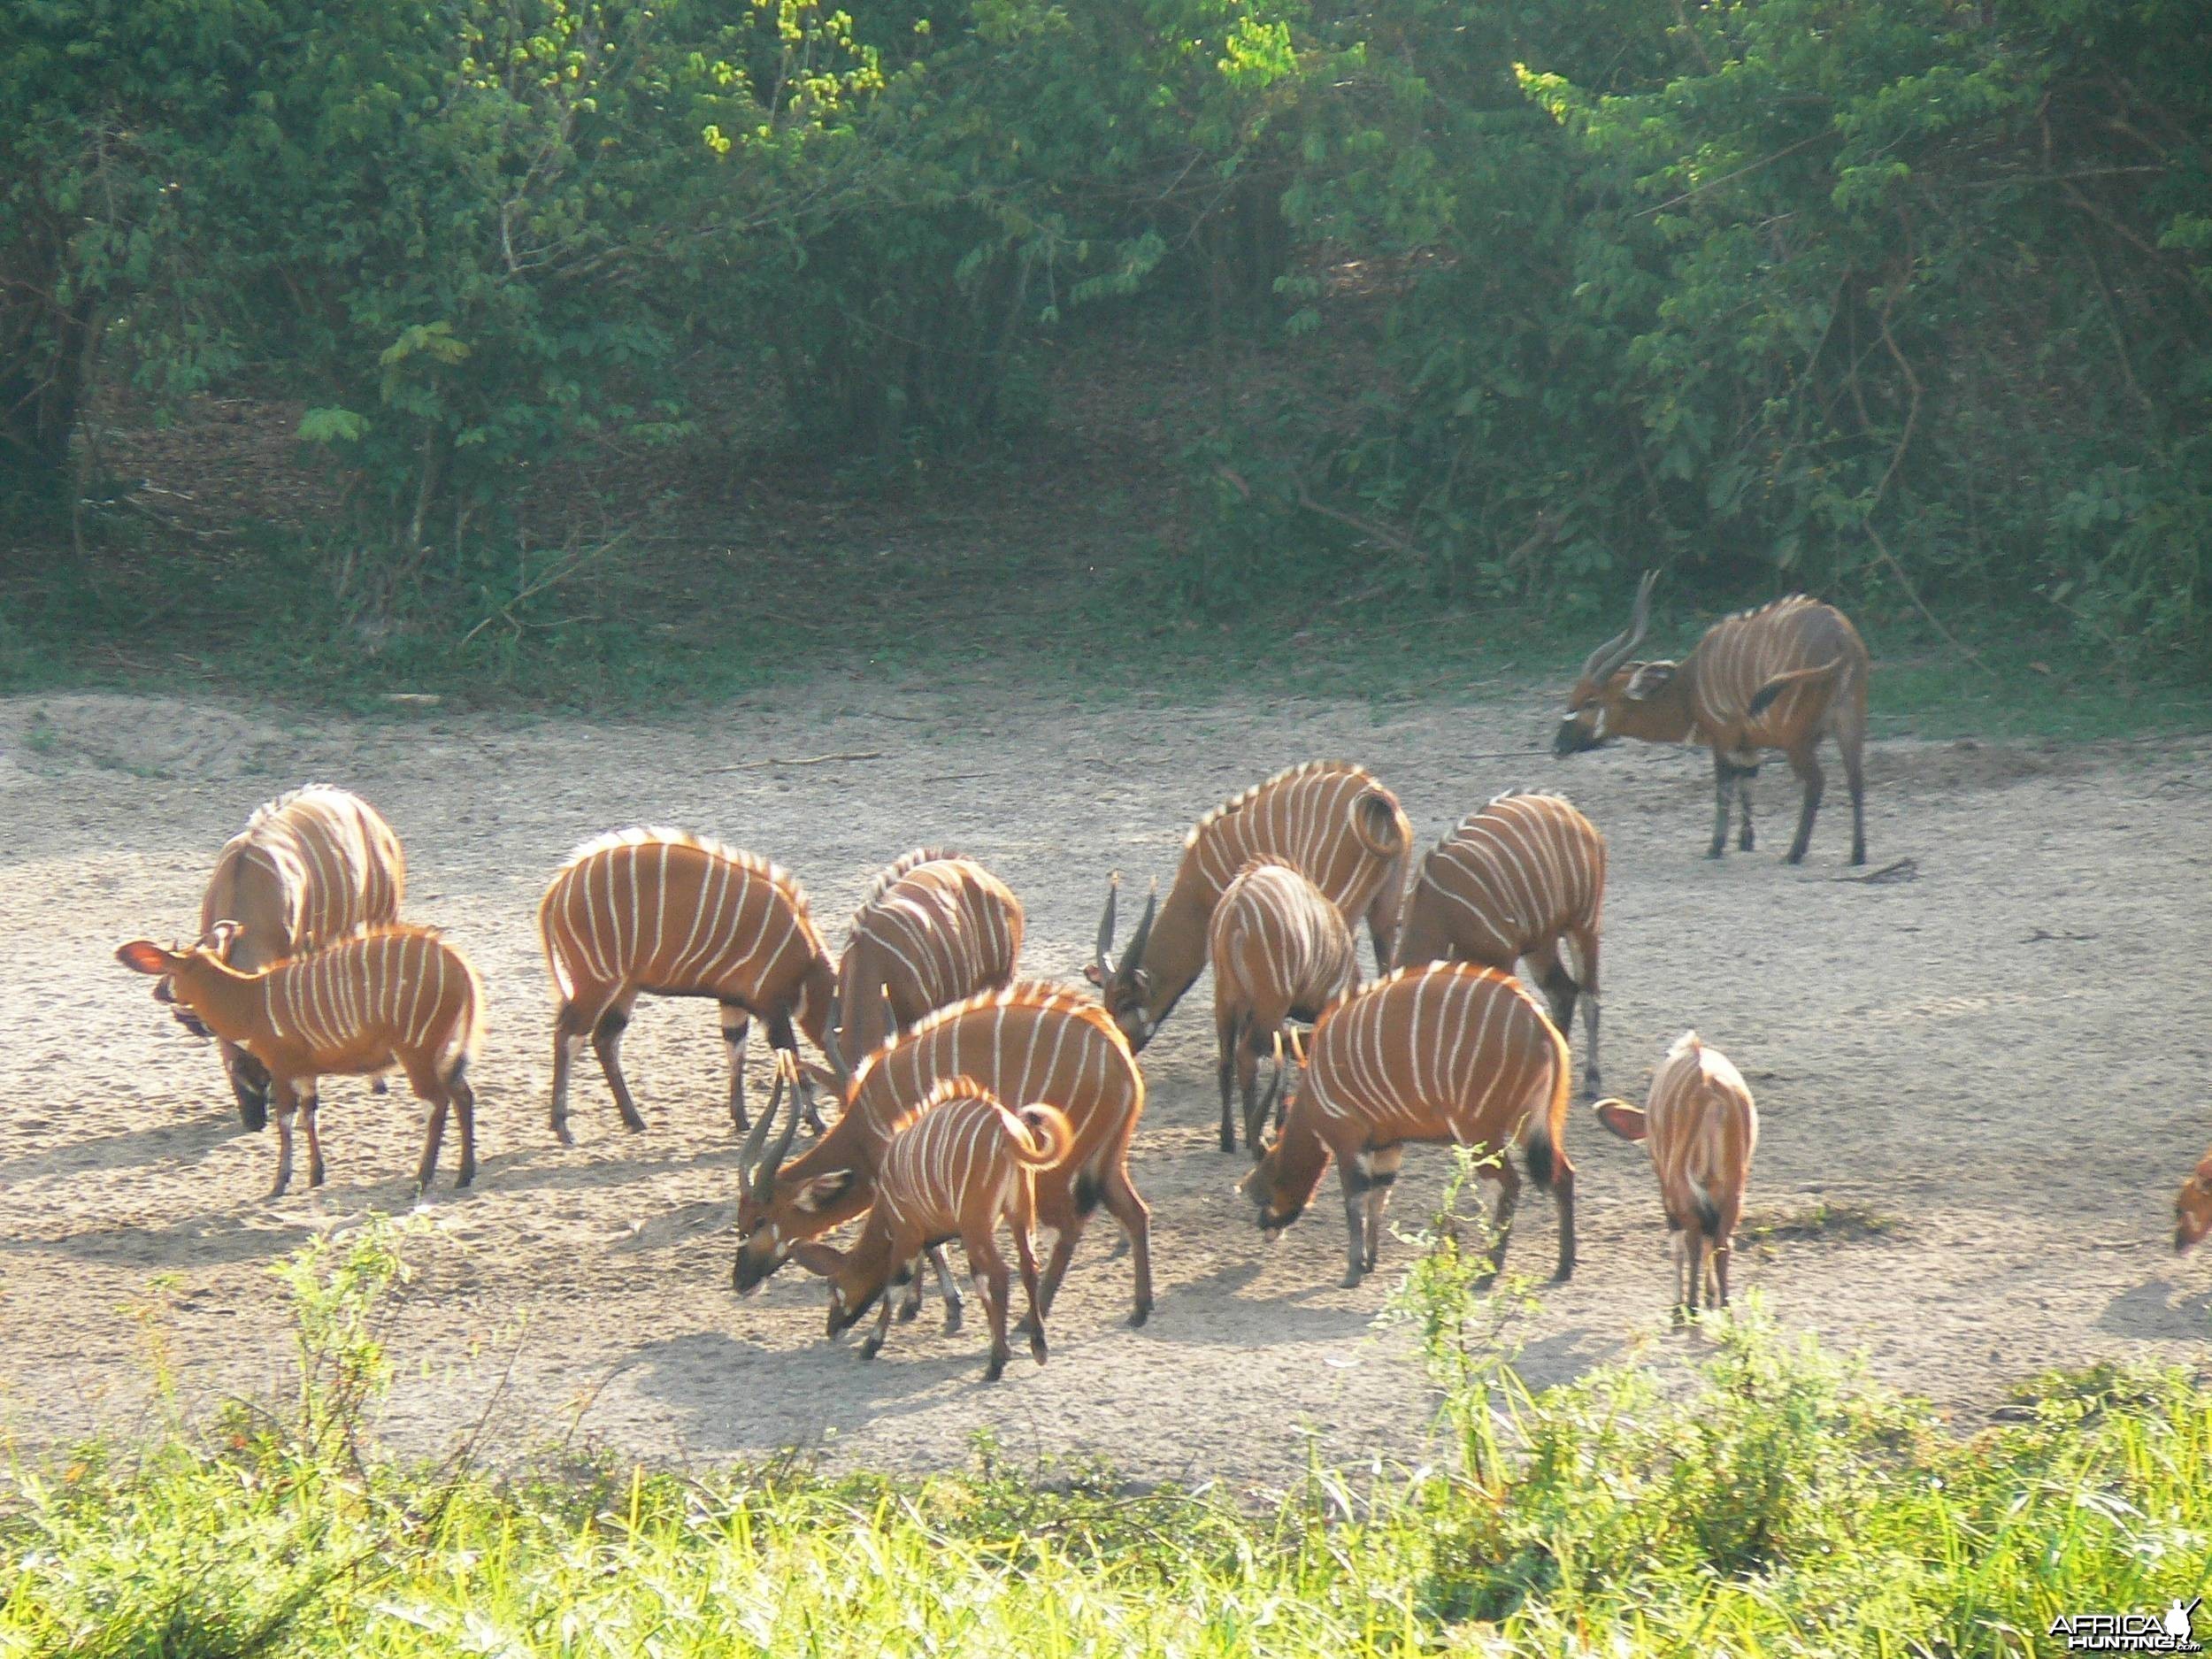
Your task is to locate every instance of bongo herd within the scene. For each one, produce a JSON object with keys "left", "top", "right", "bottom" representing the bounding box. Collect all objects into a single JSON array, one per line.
[{"left": 111, "top": 578, "right": 2202, "bottom": 1385}]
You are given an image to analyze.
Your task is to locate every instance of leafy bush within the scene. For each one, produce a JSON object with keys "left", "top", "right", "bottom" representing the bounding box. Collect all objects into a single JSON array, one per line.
[
  {"left": 6, "top": 0, "right": 2209, "bottom": 671},
  {"left": 1242, "top": 0, "right": 2212, "bottom": 662}
]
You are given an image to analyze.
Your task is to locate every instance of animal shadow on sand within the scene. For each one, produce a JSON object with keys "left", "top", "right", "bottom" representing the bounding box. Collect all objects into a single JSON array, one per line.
[
  {"left": 2097, "top": 1274, "right": 2211, "bottom": 1340},
  {"left": 0, "top": 1208, "right": 315, "bottom": 1270},
  {"left": 618, "top": 1328, "right": 1010, "bottom": 1455},
  {"left": 1510, "top": 1325, "right": 1622, "bottom": 1387},
  {"left": 0, "top": 1110, "right": 246, "bottom": 1187},
  {"left": 609, "top": 1201, "right": 733, "bottom": 1255},
  {"left": 1138, "top": 1259, "right": 1384, "bottom": 1348},
  {"left": 460, "top": 1141, "right": 749, "bottom": 1200}
]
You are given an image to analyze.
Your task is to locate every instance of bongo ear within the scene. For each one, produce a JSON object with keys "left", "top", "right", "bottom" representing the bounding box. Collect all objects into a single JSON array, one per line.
[
  {"left": 1594, "top": 1099, "right": 1649, "bottom": 1142},
  {"left": 790, "top": 1240, "right": 846, "bottom": 1278},
  {"left": 115, "top": 941, "right": 177, "bottom": 976}
]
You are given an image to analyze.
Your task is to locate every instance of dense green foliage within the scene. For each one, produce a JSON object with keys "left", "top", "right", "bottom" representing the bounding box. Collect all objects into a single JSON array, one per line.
[
  {"left": 4, "top": 0, "right": 2208, "bottom": 676},
  {"left": 5, "top": 1217, "right": 2209, "bottom": 1656}
]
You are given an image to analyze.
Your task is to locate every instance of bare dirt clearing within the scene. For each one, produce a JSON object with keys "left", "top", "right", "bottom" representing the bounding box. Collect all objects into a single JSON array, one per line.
[{"left": 2, "top": 687, "right": 2207, "bottom": 1488}]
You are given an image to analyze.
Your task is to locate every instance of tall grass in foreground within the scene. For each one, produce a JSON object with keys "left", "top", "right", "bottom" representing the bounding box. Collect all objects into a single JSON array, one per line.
[{"left": 2, "top": 1211, "right": 2206, "bottom": 1658}]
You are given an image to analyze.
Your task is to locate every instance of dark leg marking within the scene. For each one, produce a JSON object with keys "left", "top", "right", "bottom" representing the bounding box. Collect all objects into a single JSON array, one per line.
[
  {"left": 1786, "top": 745, "right": 1825, "bottom": 864},
  {"left": 593, "top": 1004, "right": 647, "bottom": 1133},
  {"left": 721, "top": 1005, "right": 751, "bottom": 1132},
  {"left": 450, "top": 1069, "right": 478, "bottom": 1188},
  {"left": 1709, "top": 752, "right": 1734, "bottom": 858}
]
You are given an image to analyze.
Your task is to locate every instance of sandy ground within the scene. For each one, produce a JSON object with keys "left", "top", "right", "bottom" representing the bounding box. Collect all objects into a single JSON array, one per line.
[{"left": 1, "top": 684, "right": 2207, "bottom": 1489}]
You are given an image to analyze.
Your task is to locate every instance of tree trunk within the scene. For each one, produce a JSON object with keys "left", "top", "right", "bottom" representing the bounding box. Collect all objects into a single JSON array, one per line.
[{"left": 0, "top": 282, "right": 93, "bottom": 524}]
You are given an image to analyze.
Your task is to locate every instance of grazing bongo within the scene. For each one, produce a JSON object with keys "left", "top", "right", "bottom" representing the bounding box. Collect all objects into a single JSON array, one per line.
[
  {"left": 116, "top": 925, "right": 483, "bottom": 1197},
  {"left": 1395, "top": 791, "right": 1606, "bottom": 1100},
  {"left": 831, "top": 849, "right": 1024, "bottom": 1067},
  {"left": 1553, "top": 572, "right": 1871, "bottom": 864},
  {"left": 1089, "top": 761, "right": 1411, "bottom": 1052},
  {"left": 1240, "top": 963, "right": 1575, "bottom": 1289},
  {"left": 735, "top": 981, "right": 1151, "bottom": 1330},
  {"left": 2176, "top": 1150, "right": 2212, "bottom": 1254},
  {"left": 536, "top": 829, "right": 839, "bottom": 1144},
  {"left": 161, "top": 786, "right": 405, "bottom": 1130},
  {"left": 1208, "top": 860, "right": 1359, "bottom": 1153},
  {"left": 1594, "top": 1031, "right": 1759, "bottom": 1316},
  {"left": 791, "top": 1079, "right": 1069, "bottom": 1380}
]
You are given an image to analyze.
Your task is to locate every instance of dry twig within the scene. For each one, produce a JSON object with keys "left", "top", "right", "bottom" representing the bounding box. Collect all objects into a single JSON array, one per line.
[{"left": 709, "top": 750, "right": 884, "bottom": 774}]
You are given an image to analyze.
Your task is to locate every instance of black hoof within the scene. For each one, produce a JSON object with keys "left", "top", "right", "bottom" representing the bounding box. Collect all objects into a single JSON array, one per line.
[
  {"left": 1030, "top": 1332, "right": 1048, "bottom": 1364},
  {"left": 1705, "top": 847, "right": 1726, "bottom": 861},
  {"left": 1126, "top": 1304, "right": 1151, "bottom": 1329},
  {"left": 984, "top": 1357, "right": 1008, "bottom": 1383}
]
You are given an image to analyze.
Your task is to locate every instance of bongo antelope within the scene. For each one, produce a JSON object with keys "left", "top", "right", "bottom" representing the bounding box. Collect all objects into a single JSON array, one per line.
[
  {"left": 2177, "top": 1149, "right": 2212, "bottom": 1254},
  {"left": 1395, "top": 791, "right": 1606, "bottom": 1099},
  {"left": 1209, "top": 860, "right": 1359, "bottom": 1153},
  {"left": 1594, "top": 1031, "right": 1759, "bottom": 1315},
  {"left": 1554, "top": 572, "right": 1870, "bottom": 864},
  {"left": 791, "top": 1079, "right": 1068, "bottom": 1380},
  {"left": 536, "top": 829, "right": 839, "bottom": 1144},
  {"left": 117, "top": 924, "right": 482, "bottom": 1197},
  {"left": 1240, "top": 962, "right": 1575, "bottom": 1288},
  {"left": 158, "top": 786, "right": 405, "bottom": 1130},
  {"left": 1089, "top": 761, "right": 1410, "bottom": 1051},
  {"left": 833, "top": 849, "right": 1023, "bottom": 1064},
  {"left": 735, "top": 981, "right": 1151, "bottom": 1329}
]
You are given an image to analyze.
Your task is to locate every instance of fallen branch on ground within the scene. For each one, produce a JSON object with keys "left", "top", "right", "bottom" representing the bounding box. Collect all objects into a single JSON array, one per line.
[
  {"left": 709, "top": 751, "right": 884, "bottom": 774},
  {"left": 1835, "top": 856, "right": 1918, "bottom": 884}
]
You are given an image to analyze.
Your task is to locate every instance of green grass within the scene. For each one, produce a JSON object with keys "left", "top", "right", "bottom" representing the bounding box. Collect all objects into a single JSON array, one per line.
[
  {"left": 5, "top": 503, "right": 2209, "bottom": 742},
  {"left": 5, "top": 1220, "right": 2210, "bottom": 1658},
  {"left": 1740, "top": 1200, "right": 1901, "bottom": 1245}
]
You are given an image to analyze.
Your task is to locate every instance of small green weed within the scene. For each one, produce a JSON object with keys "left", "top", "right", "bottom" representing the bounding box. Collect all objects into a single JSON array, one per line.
[{"left": 1742, "top": 1200, "right": 1901, "bottom": 1245}]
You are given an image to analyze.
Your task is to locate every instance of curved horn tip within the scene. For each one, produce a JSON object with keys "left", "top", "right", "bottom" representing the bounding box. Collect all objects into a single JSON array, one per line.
[
  {"left": 756, "top": 1072, "right": 804, "bottom": 1195},
  {"left": 740, "top": 1060, "right": 790, "bottom": 1181},
  {"left": 1121, "top": 883, "right": 1159, "bottom": 970},
  {"left": 1095, "top": 875, "right": 1122, "bottom": 970},
  {"left": 1580, "top": 569, "right": 1658, "bottom": 684}
]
